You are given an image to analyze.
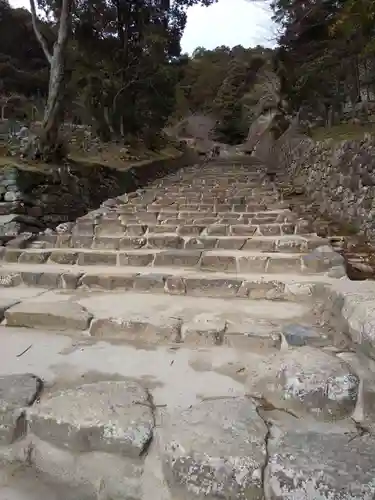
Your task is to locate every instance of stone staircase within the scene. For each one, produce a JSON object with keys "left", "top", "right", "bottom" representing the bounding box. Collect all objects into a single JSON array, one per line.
[{"left": 0, "top": 159, "right": 374, "bottom": 499}]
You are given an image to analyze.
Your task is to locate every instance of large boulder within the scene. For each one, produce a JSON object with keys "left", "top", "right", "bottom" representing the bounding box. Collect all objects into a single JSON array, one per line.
[
  {"left": 246, "top": 347, "right": 359, "bottom": 421},
  {"left": 28, "top": 381, "right": 154, "bottom": 457}
]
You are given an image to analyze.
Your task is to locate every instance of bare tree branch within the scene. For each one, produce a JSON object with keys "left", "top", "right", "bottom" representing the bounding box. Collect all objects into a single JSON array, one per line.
[{"left": 29, "top": 0, "right": 52, "bottom": 64}]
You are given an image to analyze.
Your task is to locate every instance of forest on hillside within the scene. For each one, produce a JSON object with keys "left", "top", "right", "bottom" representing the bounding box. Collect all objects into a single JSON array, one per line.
[
  {"left": 274, "top": 0, "right": 375, "bottom": 124},
  {"left": 0, "top": 0, "right": 274, "bottom": 147},
  {"left": 171, "top": 45, "right": 276, "bottom": 144},
  {"left": 1, "top": 0, "right": 375, "bottom": 159}
]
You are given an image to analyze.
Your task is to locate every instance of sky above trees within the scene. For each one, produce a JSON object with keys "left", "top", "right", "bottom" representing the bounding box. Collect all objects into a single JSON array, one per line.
[{"left": 8, "top": 0, "right": 275, "bottom": 53}]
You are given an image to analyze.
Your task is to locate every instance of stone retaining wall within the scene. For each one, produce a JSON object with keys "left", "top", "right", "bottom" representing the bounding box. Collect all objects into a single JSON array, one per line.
[
  {"left": 319, "top": 279, "right": 375, "bottom": 362},
  {"left": 0, "top": 151, "right": 192, "bottom": 244},
  {"left": 286, "top": 134, "right": 375, "bottom": 241}
]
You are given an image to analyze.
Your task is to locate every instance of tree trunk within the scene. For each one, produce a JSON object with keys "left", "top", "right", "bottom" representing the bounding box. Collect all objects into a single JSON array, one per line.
[
  {"left": 29, "top": 0, "right": 73, "bottom": 162},
  {"left": 39, "top": 48, "right": 66, "bottom": 159},
  {"left": 327, "top": 105, "right": 334, "bottom": 127}
]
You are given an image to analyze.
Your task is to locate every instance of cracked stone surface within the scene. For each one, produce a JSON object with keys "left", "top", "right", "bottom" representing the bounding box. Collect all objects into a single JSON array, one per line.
[
  {"left": 28, "top": 381, "right": 154, "bottom": 457},
  {"left": 265, "top": 427, "right": 375, "bottom": 499},
  {"left": 159, "top": 397, "right": 267, "bottom": 499},
  {"left": 0, "top": 374, "right": 42, "bottom": 445},
  {"left": 246, "top": 346, "right": 359, "bottom": 420}
]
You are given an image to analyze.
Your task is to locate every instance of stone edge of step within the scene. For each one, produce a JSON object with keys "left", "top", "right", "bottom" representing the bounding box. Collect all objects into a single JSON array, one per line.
[{"left": 0, "top": 262, "right": 338, "bottom": 300}]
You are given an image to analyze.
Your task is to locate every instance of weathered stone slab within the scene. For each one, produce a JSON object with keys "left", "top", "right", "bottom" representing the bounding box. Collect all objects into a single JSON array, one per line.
[
  {"left": 216, "top": 237, "right": 247, "bottom": 250},
  {"left": 205, "top": 224, "right": 229, "bottom": 236},
  {"left": 165, "top": 276, "right": 186, "bottom": 295},
  {"left": 246, "top": 347, "right": 359, "bottom": 421},
  {"left": 28, "top": 381, "right": 154, "bottom": 457},
  {"left": 92, "top": 236, "right": 120, "bottom": 250},
  {"left": 200, "top": 253, "right": 237, "bottom": 272},
  {"left": 148, "top": 224, "right": 178, "bottom": 234},
  {"left": 48, "top": 250, "right": 78, "bottom": 265},
  {"left": 3, "top": 249, "right": 22, "bottom": 262},
  {"left": 18, "top": 251, "right": 50, "bottom": 264},
  {"left": 71, "top": 235, "right": 93, "bottom": 249},
  {"left": 266, "top": 255, "right": 302, "bottom": 273},
  {"left": 133, "top": 273, "right": 166, "bottom": 292},
  {"left": 257, "top": 224, "right": 282, "bottom": 236},
  {"left": 181, "top": 313, "right": 226, "bottom": 345},
  {"left": 38, "top": 272, "right": 61, "bottom": 288},
  {"left": 30, "top": 438, "right": 144, "bottom": 500},
  {"left": 225, "top": 319, "right": 281, "bottom": 350},
  {"left": 118, "top": 251, "right": 155, "bottom": 267},
  {"left": 275, "top": 236, "right": 306, "bottom": 253},
  {"left": 302, "top": 245, "right": 345, "bottom": 273},
  {"left": 237, "top": 255, "right": 268, "bottom": 273},
  {"left": 72, "top": 222, "right": 94, "bottom": 236},
  {"left": 125, "top": 224, "right": 146, "bottom": 237},
  {"left": 5, "top": 232, "right": 35, "bottom": 249},
  {"left": 282, "top": 324, "right": 329, "bottom": 347},
  {"left": 329, "top": 281, "right": 375, "bottom": 359},
  {"left": 119, "top": 236, "right": 146, "bottom": 249},
  {"left": 153, "top": 250, "right": 201, "bottom": 268},
  {"left": 60, "top": 272, "right": 82, "bottom": 290},
  {"left": 184, "top": 277, "right": 242, "bottom": 297},
  {"left": 242, "top": 238, "right": 275, "bottom": 252},
  {"left": 238, "top": 280, "right": 285, "bottom": 300},
  {"left": 147, "top": 235, "right": 184, "bottom": 249},
  {"left": 338, "top": 351, "right": 375, "bottom": 433},
  {"left": 184, "top": 237, "right": 217, "bottom": 249},
  {"left": 20, "top": 271, "right": 43, "bottom": 287},
  {"left": 295, "top": 219, "right": 313, "bottom": 234},
  {"left": 79, "top": 273, "right": 136, "bottom": 290},
  {"left": 89, "top": 314, "right": 181, "bottom": 342},
  {"left": 230, "top": 224, "right": 257, "bottom": 236},
  {"left": 55, "top": 234, "right": 72, "bottom": 248},
  {"left": 160, "top": 398, "right": 267, "bottom": 499},
  {"left": 77, "top": 251, "right": 117, "bottom": 266},
  {"left": 177, "top": 225, "right": 204, "bottom": 236},
  {"left": 95, "top": 221, "right": 124, "bottom": 236},
  {"left": 5, "top": 301, "right": 92, "bottom": 331},
  {"left": 265, "top": 429, "right": 375, "bottom": 499},
  {"left": 0, "top": 374, "right": 42, "bottom": 444}
]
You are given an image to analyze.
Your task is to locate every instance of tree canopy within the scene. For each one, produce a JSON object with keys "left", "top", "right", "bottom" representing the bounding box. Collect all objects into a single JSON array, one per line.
[
  {"left": 1, "top": 0, "right": 225, "bottom": 152},
  {"left": 271, "top": 0, "right": 375, "bottom": 123}
]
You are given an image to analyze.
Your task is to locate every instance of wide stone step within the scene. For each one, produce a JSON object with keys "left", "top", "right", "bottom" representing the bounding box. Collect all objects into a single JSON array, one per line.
[
  {"left": 0, "top": 261, "right": 334, "bottom": 300},
  {"left": 73, "top": 207, "right": 292, "bottom": 221},
  {"left": 70, "top": 215, "right": 303, "bottom": 230},
  {"left": 0, "top": 288, "right": 324, "bottom": 349},
  {"left": 0, "top": 247, "right": 324, "bottom": 274},
  {"left": 27, "top": 230, "right": 322, "bottom": 252}
]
